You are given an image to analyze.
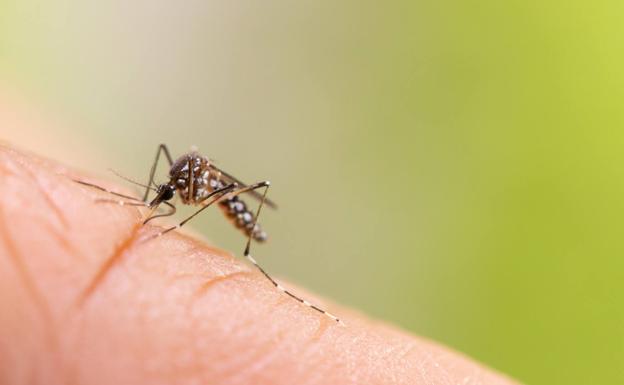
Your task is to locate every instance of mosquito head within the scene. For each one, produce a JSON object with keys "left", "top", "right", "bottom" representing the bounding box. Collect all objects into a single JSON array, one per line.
[{"left": 149, "top": 183, "right": 176, "bottom": 207}]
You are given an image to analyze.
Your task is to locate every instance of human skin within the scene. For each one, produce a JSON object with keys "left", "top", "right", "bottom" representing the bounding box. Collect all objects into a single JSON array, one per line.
[{"left": 0, "top": 142, "right": 522, "bottom": 385}]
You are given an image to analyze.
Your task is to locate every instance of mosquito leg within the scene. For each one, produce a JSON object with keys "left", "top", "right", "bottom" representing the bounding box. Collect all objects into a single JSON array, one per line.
[
  {"left": 92, "top": 198, "right": 178, "bottom": 219},
  {"left": 239, "top": 182, "right": 344, "bottom": 325},
  {"left": 143, "top": 144, "right": 174, "bottom": 202},
  {"left": 94, "top": 198, "right": 148, "bottom": 207},
  {"left": 144, "top": 180, "right": 273, "bottom": 240},
  {"left": 143, "top": 201, "right": 177, "bottom": 224},
  {"left": 143, "top": 183, "right": 237, "bottom": 240},
  {"left": 73, "top": 179, "right": 142, "bottom": 202},
  {"left": 74, "top": 175, "right": 173, "bottom": 225}
]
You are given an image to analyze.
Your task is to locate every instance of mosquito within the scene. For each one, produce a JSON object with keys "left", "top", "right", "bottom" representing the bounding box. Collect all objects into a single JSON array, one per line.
[{"left": 75, "top": 144, "right": 342, "bottom": 324}]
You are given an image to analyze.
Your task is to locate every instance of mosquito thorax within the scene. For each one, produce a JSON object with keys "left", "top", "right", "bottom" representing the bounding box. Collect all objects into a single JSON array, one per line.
[
  {"left": 169, "top": 152, "right": 215, "bottom": 204},
  {"left": 170, "top": 152, "right": 198, "bottom": 177}
]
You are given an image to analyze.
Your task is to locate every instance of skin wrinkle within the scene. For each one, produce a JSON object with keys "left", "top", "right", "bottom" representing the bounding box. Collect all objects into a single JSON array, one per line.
[
  {"left": 1, "top": 145, "right": 69, "bottom": 232},
  {"left": 194, "top": 271, "right": 255, "bottom": 298},
  {"left": 269, "top": 294, "right": 332, "bottom": 342},
  {"left": 39, "top": 218, "right": 84, "bottom": 262},
  {"left": 150, "top": 280, "right": 244, "bottom": 384},
  {"left": 75, "top": 222, "right": 143, "bottom": 307},
  {"left": 0, "top": 203, "right": 58, "bottom": 351},
  {"left": 310, "top": 313, "right": 331, "bottom": 342},
  {"left": 156, "top": 284, "right": 287, "bottom": 384},
  {"left": 207, "top": 298, "right": 280, "bottom": 379},
  {"left": 219, "top": 316, "right": 291, "bottom": 385},
  {"left": 20, "top": 164, "right": 70, "bottom": 229},
  {"left": 188, "top": 233, "right": 337, "bottom": 346},
  {"left": 226, "top": 327, "right": 289, "bottom": 385},
  {"left": 178, "top": 275, "right": 272, "bottom": 383},
  {"left": 0, "top": 152, "right": 58, "bottom": 333},
  {"left": 218, "top": 285, "right": 331, "bottom": 385},
  {"left": 296, "top": 323, "right": 341, "bottom": 385},
  {"left": 259, "top": 275, "right": 338, "bottom": 341},
  {"left": 0, "top": 147, "right": 78, "bottom": 385}
]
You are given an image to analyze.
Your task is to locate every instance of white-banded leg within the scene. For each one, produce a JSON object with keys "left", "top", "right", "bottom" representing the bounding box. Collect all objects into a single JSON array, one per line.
[
  {"left": 145, "top": 180, "right": 277, "bottom": 240},
  {"left": 143, "top": 144, "right": 173, "bottom": 202},
  {"left": 242, "top": 182, "right": 344, "bottom": 325},
  {"left": 74, "top": 179, "right": 144, "bottom": 202},
  {"left": 74, "top": 179, "right": 176, "bottom": 219},
  {"left": 94, "top": 198, "right": 148, "bottom": 207},
  {"left": 144, "top": 183, "right": 238, "bottom": 240}
]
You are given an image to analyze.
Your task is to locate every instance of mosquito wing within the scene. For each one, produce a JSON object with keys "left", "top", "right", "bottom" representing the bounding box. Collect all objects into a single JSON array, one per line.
[{"left": 210, "top": 165, "right": 278, "bottom": 209}]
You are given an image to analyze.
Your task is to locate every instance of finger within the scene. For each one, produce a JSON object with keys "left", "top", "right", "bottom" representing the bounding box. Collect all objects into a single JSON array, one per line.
[{"left": 0, "top": 144, "right": 521, "bottom": 385}]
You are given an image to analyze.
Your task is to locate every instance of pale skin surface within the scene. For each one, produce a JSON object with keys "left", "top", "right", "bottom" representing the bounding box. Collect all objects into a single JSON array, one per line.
[{"left": 0, "top": 136, "right": 523, "bottom": 384}]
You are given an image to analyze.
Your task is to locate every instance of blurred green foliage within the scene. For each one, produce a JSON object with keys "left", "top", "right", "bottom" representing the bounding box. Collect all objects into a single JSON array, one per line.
[{"left": 1, "top": 1, "right": 623, "bottom": 384}]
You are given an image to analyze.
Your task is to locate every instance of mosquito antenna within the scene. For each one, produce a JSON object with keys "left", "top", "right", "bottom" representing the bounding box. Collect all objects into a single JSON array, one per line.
[
  {"left": 108, "top": 168, "right": 157, "bottom": 192},
  {"left": 243, "top": 183, "right": 344, "bottom": 325}
]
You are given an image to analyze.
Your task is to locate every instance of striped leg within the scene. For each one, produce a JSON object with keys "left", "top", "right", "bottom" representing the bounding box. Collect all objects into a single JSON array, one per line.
[
  {"left": 74, "top": 179, "right": 175, "bottom": 218},
  {"left": 145, "top": 183, "right": 238, "bottom": 240},
  {"left": 74, "top": 179, "right": 144, "bottom": 202},
  {"left": 242, "top": 183, "right": 344, "bottom": 325},
  {"left": 142, "top": 144, "right": 173, "bottom": 202},
  {"left": 145, "top": 181, "right": 272, "bottom": 239},
  {"left": 95, "top": 198, "right": 148, "bottom": 207}
]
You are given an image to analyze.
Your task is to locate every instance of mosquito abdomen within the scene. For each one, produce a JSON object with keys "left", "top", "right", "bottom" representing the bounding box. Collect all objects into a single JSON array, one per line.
[{"left": 219, "top": 195, "right": 268, "bottom": 242}]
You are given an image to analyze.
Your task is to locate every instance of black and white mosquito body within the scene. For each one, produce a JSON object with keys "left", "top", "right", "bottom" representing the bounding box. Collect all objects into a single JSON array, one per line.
[{"left": 75, "top": 144, "right": 342, "bottom": 325}]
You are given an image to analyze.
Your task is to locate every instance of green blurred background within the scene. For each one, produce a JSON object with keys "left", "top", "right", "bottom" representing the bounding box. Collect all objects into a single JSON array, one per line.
[{"left": 1, "top": 1, "right": 623, "bottom": 384}]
